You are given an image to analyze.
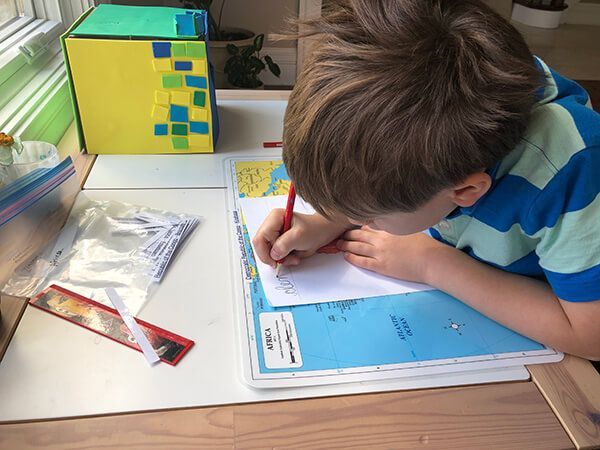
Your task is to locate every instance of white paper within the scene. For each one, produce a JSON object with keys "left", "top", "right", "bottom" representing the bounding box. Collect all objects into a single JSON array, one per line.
[
  {"left": 105, "top": 287, "right": 160, "bottom": 366},
  {"left": 239, "top": 195, "right": 434, "bottom": 307},
  {"left": 119, "top": 214, "right": 200, "bottom": 283}
]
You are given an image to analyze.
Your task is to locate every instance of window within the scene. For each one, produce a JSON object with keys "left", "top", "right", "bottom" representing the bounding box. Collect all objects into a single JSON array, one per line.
[
  {"left": 0, "top": 1, "right": 24, "bottom": 29},
  {"left": 0, "top": 0, "right": 94, "bottom": 146}
]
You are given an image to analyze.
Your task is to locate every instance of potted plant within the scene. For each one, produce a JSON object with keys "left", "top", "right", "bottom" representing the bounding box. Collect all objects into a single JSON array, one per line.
[
  {"left": 224, "top": 34, "right": 281, "bottom": 88},
  {"left": 180, "top": 0, "right": 279, "bottom": 88},
  {"left": 512, "top": 0, "right": 568, "bottom": 29}
]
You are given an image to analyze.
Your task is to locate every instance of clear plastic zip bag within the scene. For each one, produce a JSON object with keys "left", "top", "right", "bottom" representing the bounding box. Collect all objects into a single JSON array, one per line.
[{"left": 2, "top": 198, "right": 199, "bottom": 314}]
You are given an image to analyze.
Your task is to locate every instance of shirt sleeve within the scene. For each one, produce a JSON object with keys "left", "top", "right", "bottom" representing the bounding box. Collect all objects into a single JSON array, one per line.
[{"left": 532, "top": 148, "right": 600, "bottom": 302}]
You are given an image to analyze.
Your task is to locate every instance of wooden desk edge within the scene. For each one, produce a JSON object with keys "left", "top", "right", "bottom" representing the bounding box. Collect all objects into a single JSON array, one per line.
[
  {"left": 529, "top": 355, "right": 600, "bottom": 449},
  {"left": 0, "top": 296, "right": 28, "bottom": 363},
  {"left": 0, "top": 382, "right": 573, "bottom": 449}
]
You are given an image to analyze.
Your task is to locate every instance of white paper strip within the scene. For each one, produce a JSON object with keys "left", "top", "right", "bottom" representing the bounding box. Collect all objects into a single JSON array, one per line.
[
  {"left": 104, "top": 287, "right": 160, "bottom": 366},
  {"left": 111, "top": 213, "right": 199, "bottom": 283}
]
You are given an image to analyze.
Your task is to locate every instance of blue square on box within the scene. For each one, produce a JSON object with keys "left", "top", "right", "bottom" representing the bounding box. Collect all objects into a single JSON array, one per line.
[
  {"left": 152, "top": 42, "right": 171, "bottom": 58},
  {"left": 185, "top": 75, "right": 207, "bottom": 89},
  {"left": 185, "top": 10, "right": 205, "bottom": 34},
  {"left": 174, "top": 61, "right": 193, "bottom": 71},
  {"left": 190, "top": 121, "right": 209, "bottom": 134},
  {"left": 170, "top": 104, "right": 188, "bottom": 122},
  {"left": 154, "top": 124, "right": 168, "bottom": 136},
  {"left": 175, "top": 13, "right": 196, "bottom": 36}
]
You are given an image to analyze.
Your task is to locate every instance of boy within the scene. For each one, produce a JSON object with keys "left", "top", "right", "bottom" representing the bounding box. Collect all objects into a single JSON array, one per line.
[{"left": 253, "top": 0, "right": 600, "bottom": 360}]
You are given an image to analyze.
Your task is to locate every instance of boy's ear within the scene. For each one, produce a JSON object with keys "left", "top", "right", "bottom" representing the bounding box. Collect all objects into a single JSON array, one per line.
[{"left": 449, "top": 172, "right": 492, "bottom": 207}]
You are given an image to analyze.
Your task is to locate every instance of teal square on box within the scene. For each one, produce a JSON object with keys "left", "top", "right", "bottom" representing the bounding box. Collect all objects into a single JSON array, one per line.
[
  {"left": 169, "top": 104, "right": 188, "bottom": 122},
  {"left": 193, "top": 90, "right": 206, "bottom": 107},
  {"left": 190, "top": 121, "right": 208, "bottom": 134},
  {"left": 154, "top": 124, "right": 168, "bottom": 135},
  {"left": 172, "top": 123, "right": 188, "bottom": 136},
  {"left": 185, "top": 75, "right": 207, "bottom": 89}
]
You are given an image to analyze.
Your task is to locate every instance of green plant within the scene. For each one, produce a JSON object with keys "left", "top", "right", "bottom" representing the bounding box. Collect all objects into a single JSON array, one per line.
[{"left": 224, "top": 34, "right": 281, "bottom": 88}]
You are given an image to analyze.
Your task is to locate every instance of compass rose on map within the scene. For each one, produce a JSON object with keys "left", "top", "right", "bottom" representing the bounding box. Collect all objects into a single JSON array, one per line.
[{"left": 445, "top": 319, "right": 465, "bottom": 336}]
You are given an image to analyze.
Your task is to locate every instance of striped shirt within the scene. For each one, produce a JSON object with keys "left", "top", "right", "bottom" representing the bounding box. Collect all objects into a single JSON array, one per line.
[{"left": 430, "top": 58, "right": 600, "bottom": 302}]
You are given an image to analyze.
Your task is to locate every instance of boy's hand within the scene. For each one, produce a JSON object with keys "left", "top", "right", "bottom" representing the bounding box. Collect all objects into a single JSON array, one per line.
[
  {"left": 253, "top": 209, "right": 350, "bottom": 268},
  {"left": 337, "top": 227, "right": 445, "bottom": 284}
]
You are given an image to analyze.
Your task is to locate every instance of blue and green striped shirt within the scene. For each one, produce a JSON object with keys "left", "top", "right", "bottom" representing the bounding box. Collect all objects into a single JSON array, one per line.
[{"left": 430, "top": 58, "right": 600, "bottom": 302}]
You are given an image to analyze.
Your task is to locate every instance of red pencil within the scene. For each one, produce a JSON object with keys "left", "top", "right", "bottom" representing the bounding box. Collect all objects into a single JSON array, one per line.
[
  {"left": 275, "top": 183, "right": 296, "bottom": 276},
  {"left": 263, "top": 141, "right": 283, "bottom": 148},
  {"left": 275, "top": 183, "right": 341, "bottom": 276}
]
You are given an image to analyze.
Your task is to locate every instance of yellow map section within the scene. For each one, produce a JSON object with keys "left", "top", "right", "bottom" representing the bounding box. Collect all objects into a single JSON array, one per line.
[{"left": 235, "top": 160, "right": 290, "bottom": 198}]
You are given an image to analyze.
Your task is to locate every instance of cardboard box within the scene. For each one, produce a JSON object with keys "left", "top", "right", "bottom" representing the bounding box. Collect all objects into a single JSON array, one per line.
[{"left": 62, "top": 4, "right": 219, "bottom": 154}]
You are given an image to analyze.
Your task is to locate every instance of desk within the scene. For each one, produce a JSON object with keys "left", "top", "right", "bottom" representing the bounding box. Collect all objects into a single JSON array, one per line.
[
  {"left": 0, "top": 187, "right": 529, "bottom": 421},
  {"left": 0, "top": 90, "right": 599, "bottom": 450}
]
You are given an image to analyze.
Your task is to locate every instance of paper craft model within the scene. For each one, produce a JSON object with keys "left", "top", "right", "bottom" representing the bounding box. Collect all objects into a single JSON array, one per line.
[{"left": 62, "top": 4, "right": 219, "bottom": 154}]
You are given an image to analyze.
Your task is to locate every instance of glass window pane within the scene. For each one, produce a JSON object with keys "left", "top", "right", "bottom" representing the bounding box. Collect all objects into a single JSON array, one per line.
[{"left": 0, "top": 0, "right": 23, "bottom": 28}]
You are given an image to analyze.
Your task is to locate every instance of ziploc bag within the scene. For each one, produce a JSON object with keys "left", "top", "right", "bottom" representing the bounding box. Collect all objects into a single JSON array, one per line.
[
  {"left": 0, "top": 157, "right": 79, "bottom": 288},
  {"left": 3, "top": 197, "right": 199, "bottom": 314}
]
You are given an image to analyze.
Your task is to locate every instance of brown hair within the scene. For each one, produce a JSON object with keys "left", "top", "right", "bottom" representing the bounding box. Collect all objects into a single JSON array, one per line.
[{"left": 283, "top": 0, "right": 542, "bottom": 219}]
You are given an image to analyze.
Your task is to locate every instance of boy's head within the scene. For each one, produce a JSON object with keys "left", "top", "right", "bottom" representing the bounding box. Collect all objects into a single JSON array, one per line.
[{"left": 283, "top": 0, "right": 542, "bottom": 234}]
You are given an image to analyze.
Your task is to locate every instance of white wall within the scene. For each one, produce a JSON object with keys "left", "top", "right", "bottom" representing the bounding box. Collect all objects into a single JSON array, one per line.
[{"left": 481, "top": 0, "right": 512, "bottom": 18}]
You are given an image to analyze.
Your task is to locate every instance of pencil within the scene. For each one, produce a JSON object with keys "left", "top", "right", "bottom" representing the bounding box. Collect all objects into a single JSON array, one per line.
[
  {"left": 276, "top": 183, "right": 296, "bottom": 277},
  {"left": 263, "top": 141, "right": 283, "bottom": 148}
]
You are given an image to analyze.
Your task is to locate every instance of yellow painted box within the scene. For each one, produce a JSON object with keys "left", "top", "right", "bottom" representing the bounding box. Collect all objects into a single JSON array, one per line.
[{"left": 62, "top": 4, "right": 219, "bottom": 154}]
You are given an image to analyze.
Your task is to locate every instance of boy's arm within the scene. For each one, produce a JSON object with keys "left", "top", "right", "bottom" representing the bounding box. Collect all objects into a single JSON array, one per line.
[
  {"left": 339, "top": 229, "right": 600, "bottom": 360},
  {"left": 427, "top": 240, "right": 600, "bottom": 360}
]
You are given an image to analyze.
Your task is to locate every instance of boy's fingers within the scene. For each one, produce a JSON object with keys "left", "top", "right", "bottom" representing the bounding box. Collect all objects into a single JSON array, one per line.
[
  {"left": 270, "top": 229, "right": 300, "bottom": 261},
  {"left": 343, "top": 228, "right": 373, "bottom": 242},
  {"left": 261, "top": 208, "right": 286, "bottom": 233},
  {"left": 253, "top": 235, "right": 277, "bottom": 267},
  {"left": 343, "top": 252, "right": 377, "bottom": 271},
  {"left": 337, "top": 240, "right": 373, "bottom": 257},
  {"left": 253, "top": 225, "right": 281, "bottom": 265},
  {"left": 294, "top": 249, "right": 316, "bottom": 258},
  {"left": 253, "top": 208, "right": 286, "bottom": 266},
  {"left": 281, "top": 254, "right": 301, "bottom": 266}
]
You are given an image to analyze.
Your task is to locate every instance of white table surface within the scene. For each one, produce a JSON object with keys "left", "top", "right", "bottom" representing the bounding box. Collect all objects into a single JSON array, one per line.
[
  {"left": 0, "top": 189, "right": 528, "bottom": 421},
  {"left": 84, "top": 100, "right": 286, "bottom": 190}
]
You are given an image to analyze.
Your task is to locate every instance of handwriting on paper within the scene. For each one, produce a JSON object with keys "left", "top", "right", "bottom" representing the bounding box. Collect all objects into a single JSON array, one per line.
[{"left": 274, "top": 274, "right": 297, "bottom": 296}]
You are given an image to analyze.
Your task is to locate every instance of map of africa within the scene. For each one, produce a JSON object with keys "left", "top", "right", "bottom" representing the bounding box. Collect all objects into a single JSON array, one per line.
[{"left": 232, "top": 160, "right": 555, "bottom": 380}]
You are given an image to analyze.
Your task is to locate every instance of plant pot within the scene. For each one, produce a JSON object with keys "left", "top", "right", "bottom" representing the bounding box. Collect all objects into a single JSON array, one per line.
[
  {"left": 208, "top": 27, "right": 255, "bottom": 89},
  {"left": 511, "top": 3, "right": 567, "bottom": 29}
]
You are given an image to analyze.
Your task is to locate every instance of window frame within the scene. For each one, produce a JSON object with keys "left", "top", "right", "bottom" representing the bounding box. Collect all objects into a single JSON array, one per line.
[{"left": 0, "top": 0, "right": 94, "bottom": 145}]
